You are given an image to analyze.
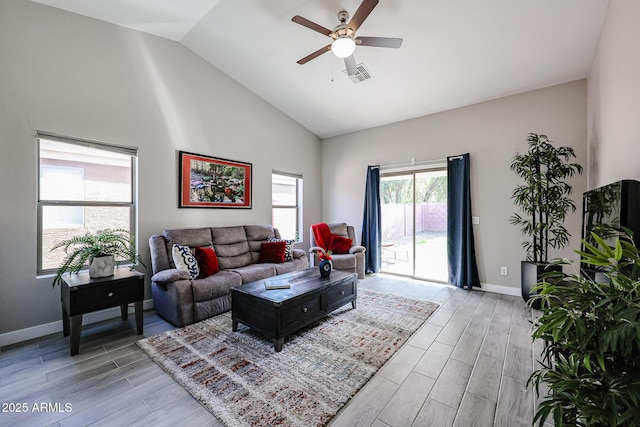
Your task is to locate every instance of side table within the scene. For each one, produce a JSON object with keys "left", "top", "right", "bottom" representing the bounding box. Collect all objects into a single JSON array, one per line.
[{"left": 61, "top": 269, "right": 144, "bottom": 355}]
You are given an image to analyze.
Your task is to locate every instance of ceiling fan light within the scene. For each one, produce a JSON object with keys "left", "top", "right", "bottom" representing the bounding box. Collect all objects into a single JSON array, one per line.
[{"left": 332, "top": 37, "right": 356, "bottom": 58}]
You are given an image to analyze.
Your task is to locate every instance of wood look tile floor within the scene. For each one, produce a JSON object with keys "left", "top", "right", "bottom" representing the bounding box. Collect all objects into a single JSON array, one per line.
[{"left": 0, "top": 274, "right": 541, "bottom": 427}]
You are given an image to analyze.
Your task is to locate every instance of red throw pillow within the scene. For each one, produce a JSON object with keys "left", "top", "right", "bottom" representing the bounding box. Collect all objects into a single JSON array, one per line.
[
  {"left": 259, "top": 241, "right": 286, "bottom": 263},
  {"left": 328, "top": 234, "right": 353, "bottom": 254},
  {"left": 195, "top": 246, "right": 219, "bottom": 278}
]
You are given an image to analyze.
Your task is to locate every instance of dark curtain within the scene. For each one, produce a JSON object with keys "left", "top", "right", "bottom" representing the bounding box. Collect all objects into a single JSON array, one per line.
[
  {"left": 447, "top": 153, "right": 480, "bottom": 289},
  {"left": 362, "top": 166, "right": 381, "bottom": 274}
]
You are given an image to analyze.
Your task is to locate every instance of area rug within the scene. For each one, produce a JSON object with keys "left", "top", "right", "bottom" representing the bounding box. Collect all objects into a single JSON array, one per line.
[{"left": 137, "top": 289, "right": 439, "bottom": 427}]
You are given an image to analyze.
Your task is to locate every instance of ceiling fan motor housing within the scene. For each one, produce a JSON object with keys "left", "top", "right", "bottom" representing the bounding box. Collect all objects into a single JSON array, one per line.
[{"left": 332, "top": 11, "right": 353, "bottom": 40}]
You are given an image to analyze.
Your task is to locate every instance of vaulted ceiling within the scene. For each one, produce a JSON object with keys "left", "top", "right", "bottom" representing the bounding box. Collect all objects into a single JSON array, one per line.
[{"left": 31, "top": 0, "right": 609, "bottom": 138}]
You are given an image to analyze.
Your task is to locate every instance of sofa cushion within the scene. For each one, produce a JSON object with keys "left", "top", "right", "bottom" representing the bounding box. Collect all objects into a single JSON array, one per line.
[
  {"left": 164, "top": 227, "right": 214, "bottom": 247},
  {"left": 245, "top": 224, "right": 276, "bottom": 241},
  {"left": 211, "top": 226, "right": 252, "bottom": 269},
  {"left": 329, "top": 234, "right": 353, "bottom": 254},
  {"left": 163, "top": 227, "right": 213, "bottom": 269},
  {"left": 149, "top": 234, "right": 172, "bottom": 274},
  {"left": 272, "top": 261, "right": 300, "bottom": 275},
  {"left": 172, "top": 244, "right": 199, "bottom": 280},
  {"left": 259, "top": 241, "right": 286, "bottom": 263},
  {"left": 191, "top": 270, "right": 242, "bottom": 302},
  {"left": 330, "top": 253, "right": 357, "bottom": 271},
  {"left": 195, "top": 246, "right": 219, "bottom": 278},
  {"left": 231, "top": 264, "right": 277, "bottom": 283},
  {"left": 211, "top": 225, "right": 247, "bottom": 244},
  {"left": 245, "top": 225, "right": 277, "bottom": 262},
  {"left": 328, "top": 223, "right": 349, "bottom": 238}
]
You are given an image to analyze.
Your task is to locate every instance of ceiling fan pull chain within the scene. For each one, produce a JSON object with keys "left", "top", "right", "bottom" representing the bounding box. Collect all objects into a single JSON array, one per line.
[{"left": 331, "top": 57, "right": 334, "bottom": 82}]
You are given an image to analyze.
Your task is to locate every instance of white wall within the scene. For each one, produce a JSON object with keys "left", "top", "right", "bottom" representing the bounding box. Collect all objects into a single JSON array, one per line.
[
  {"left": 0, "top": 0, "right": 321, "bottom": 337},
  {"left": 588, "top": 0, "right": 640, "bottom": 188},
  {"left": 322, "top": 81, "right": 588, "bottom": 292}
]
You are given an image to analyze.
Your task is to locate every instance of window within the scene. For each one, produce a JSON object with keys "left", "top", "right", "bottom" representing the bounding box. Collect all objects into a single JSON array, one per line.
[
  {"left": 37, "top": 133, "right": 138, "bottom": 274},
  {"left": 272, "top": 171, "right": 302, "bottom": 241}
]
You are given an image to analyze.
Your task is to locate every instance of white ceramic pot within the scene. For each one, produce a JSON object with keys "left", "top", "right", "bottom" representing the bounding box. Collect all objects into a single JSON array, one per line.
[{"left": 89, "top": 255, "right": 115, "bottom": 278}]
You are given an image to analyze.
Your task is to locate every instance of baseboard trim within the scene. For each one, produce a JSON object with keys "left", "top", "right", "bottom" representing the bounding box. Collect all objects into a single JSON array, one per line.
[
  {"left": 0, "top": 299, "right": 154, "bottom": 349},
  {"left": 480, "top": 282, "right": 521, "bottom": 297},
  {"left": 1, "top": 285, "right": 521, "bottom": 348}
]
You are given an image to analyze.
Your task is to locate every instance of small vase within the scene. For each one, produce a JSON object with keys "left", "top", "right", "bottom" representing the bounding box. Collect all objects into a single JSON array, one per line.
[
  {"left": 89, "top": 255, "right": 115, "bottom": 279},
  {"left": 319, "top": 259, "right": 332, "bottom": 278}
]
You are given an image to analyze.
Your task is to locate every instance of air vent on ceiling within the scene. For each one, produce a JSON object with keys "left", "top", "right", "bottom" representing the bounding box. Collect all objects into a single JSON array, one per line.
[{"left": 343, "top": 63, "right": 373, "bottom": 84}]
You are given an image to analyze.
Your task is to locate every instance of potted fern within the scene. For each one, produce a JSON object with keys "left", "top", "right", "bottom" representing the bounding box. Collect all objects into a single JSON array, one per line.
[
  {"left": 528, "top": 228, "right": 640, "bottom": 426},
  {"left": 510, "top": 133, "right": 583, "bottom": 306},
  {"left": 51, "top": 228, "right": 144, "bottom": 286}
]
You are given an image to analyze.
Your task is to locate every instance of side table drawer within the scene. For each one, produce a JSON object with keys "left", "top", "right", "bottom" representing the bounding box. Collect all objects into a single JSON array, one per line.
[{"left": 72, "top": 280, "right": 143, "bottom": 314}]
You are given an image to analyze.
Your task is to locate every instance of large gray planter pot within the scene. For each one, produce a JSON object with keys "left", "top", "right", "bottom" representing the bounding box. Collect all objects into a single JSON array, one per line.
[
  {"left": 89, "top": 255, "right": 115, "bottom": 279},
  {"left": 521, "top": 261, "right": 562, "bottom": 309}
]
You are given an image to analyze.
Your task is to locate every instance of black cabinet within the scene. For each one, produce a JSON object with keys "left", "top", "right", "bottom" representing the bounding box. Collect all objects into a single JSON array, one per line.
[{"left": 61, "top": 269, "right": 144, "bottom": 355}]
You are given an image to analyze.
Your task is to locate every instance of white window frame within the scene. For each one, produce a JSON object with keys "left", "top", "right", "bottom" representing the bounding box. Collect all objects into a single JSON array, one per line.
[
  {"left": 271, "top": 171, "right": 303, "bottom": 242},
  {"left": 36, "top": 131, "right": 138, "bottom": 275}
]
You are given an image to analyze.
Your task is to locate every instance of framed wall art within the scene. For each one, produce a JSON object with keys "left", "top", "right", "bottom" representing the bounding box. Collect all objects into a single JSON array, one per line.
[{"left": 178, "top": 151, "right": 252, "bottom": 208}]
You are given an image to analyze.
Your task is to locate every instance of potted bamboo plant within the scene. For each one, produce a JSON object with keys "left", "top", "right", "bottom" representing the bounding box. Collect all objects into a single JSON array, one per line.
[
  {"left": 528, "top": 228, "right": 640, "bottom": 426},
  {"left": 510, "top": 133, "right": 583, "bottom": 307},
  {"left": 51, "top": 228, "right": 144, "bottom": 287}
]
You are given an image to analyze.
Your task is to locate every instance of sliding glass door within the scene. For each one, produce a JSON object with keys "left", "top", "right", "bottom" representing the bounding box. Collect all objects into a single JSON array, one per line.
[{"left": 380, "top": 169, "right": 447, "bottom": 282}]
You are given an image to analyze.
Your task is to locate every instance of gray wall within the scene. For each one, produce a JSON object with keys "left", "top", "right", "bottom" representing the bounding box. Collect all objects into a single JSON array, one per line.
[
  {"left": 0, "top": 1, "right": 321, "bottom": 336},
  {"left": 588, "top": 0, "right": 640, "bottom": 188},
  {"left": 321, "top": 80, "right": 588, "bottom": 292}
]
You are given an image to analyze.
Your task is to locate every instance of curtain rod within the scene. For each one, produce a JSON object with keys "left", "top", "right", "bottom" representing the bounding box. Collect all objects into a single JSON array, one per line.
[{"left": 373, "top": 158, "right": 446, "bottom": 170}]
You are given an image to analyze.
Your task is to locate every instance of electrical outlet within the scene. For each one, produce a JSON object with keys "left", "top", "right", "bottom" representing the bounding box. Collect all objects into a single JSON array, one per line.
[{"left": 500, "top": 267, "right": 508, "bottom": 276}]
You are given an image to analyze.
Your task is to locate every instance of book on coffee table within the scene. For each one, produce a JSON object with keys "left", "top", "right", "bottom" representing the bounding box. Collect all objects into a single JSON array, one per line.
[{"left": 264, "top": 280, "right": 291, "bottom": 290}]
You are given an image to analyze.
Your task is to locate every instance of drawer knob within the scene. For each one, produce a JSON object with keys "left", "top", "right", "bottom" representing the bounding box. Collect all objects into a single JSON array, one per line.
[
  {"left": 340, "top": 290, "right": 345, "bottom": 295},
  {"left": 302, "top": 307, "right": 308, "bottom": 313},
  {"left": 108, "top": 292, "right": 114, "bottom": 297}
]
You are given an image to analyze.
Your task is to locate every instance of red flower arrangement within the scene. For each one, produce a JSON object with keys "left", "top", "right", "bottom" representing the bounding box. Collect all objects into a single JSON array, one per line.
[{"left": 319, "top": 250, "right": 333, "bottom": 261}]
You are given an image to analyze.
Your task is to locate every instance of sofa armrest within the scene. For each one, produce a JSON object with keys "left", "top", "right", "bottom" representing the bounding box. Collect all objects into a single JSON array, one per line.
[
  {"left": 151, "top": 268, "right": 190, "bottom": 285},
  {"left": 292, "top": 248, "right": 306, "bottom": 260},
  {"left": 349, "top": 245, "right": 366, "bottom": 254},
  {"left": 309, "top": 246, "right": 326, "bottom": 255}
]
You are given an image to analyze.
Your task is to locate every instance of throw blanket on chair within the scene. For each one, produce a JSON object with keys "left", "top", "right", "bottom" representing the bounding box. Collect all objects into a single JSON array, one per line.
[{"left": 311, "top": 223, "right": 332, "bottom": 251}]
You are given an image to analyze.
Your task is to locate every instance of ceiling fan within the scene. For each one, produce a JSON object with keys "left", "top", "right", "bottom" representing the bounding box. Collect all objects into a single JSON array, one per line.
[{"left": 292, "top": 0, "right": 403, "bottom": 76}]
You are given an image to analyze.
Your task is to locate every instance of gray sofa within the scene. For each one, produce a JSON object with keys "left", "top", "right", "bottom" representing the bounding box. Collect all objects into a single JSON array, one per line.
[
  {"left": 309, "top": 222, "right": 366, "bottom": 280},
  {"left": 149, "top": 224, "right": 307, "bottom": 327}
]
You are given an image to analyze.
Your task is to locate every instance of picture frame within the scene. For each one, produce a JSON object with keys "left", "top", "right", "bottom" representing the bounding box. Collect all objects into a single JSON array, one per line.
[{"left": 178, "top": 151, "right": 252, "bottom": 208}]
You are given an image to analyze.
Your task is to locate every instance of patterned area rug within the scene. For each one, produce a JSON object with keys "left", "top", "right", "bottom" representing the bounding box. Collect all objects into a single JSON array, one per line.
[{"left": 137, "top": 289, "right": 439, "bottom": 427}]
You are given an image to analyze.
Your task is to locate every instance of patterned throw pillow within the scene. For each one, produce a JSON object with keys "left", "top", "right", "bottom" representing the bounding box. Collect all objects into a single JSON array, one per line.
[
  {"left": 267, "top": 237, "right": 295, "bottom": 262},
  {"left": 172, "top": 244, "right": 199, "bottom": 280}
]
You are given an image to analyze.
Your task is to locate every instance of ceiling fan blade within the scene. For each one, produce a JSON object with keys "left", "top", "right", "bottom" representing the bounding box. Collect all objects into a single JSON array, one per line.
[
  {"left": 356, "top": 36, "right": 403, "bottom": 48},
  {"left": 292, "top": 15, "right": 333, "bottom": 37},
  {"left": 344, "top": 55, "right": 358, "bottom": 76},
  {"left": 297, "top": 44, "right": 332, "bottom": 65},
  {"left": 347, "top": 0, "right": 379, "bottom": 33}
]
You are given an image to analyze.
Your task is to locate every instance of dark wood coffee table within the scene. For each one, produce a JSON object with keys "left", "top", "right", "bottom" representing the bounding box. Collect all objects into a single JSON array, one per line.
[{"left": 231, "top": 269, "right": 357, "bottom": 352}]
